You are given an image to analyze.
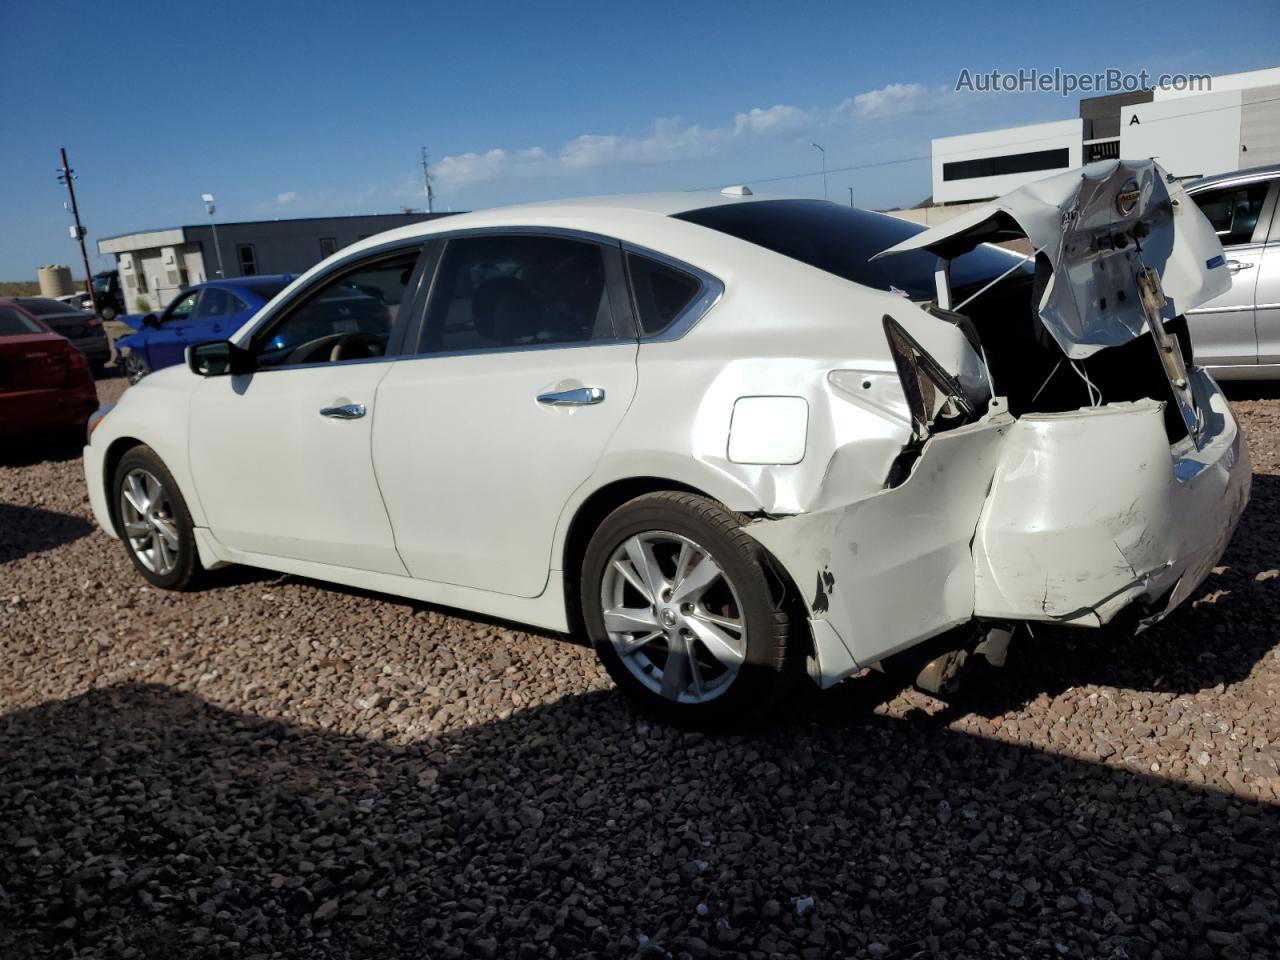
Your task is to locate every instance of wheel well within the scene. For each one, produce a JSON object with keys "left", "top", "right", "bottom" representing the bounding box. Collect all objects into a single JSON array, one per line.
[
  {"left": 560, "top": 478, "right": 707, "bottom": 640},
  {"left": 558, "top": 477, "right": 812, "bottom": 668},
  {"left": 102, "top": 437, "right": 145, "bottom": 536}
]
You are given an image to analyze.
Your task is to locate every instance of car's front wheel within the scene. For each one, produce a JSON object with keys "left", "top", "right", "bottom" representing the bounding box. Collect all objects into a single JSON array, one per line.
[
  {"left": 122, "top": 352, "right": 149, "bottom": 384},
  {"left": 113, "top": 446, "right": 202, "bottom": 590},
  {"left": 581, "top": 492, "right": 799, "bottom": 727}
]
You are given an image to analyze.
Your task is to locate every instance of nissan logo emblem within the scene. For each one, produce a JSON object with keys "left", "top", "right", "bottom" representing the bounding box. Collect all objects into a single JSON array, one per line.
[{"left": 1116, "top": 179, "right": 1141, "bottom": 216}]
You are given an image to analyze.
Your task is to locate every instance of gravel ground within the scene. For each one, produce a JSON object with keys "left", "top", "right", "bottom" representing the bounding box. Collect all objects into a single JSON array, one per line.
[{"left": 1, "top": 375, "right": 1278, "bottom": 960}]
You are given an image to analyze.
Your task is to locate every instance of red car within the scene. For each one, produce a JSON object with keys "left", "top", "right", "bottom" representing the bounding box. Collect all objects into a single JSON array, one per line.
[{"left": 0, "top": 299, "right": 99, "bottom": 438}]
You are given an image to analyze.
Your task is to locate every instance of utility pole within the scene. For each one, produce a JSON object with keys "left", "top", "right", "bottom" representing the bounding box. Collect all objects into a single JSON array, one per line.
[
  {"left": 810, "top": 142, "right": 827, "bottom": 200},
  {"left": 56, "top": 147, "right": 100, "bottom": 317},
  {"left": 848, "top": 186, "right": 855, "bottom": 208},
  {"left": 421, "top": 147, "right": 435, "bottom": 214}
]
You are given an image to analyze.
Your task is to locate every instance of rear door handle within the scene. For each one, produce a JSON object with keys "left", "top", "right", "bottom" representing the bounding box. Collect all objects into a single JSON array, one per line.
[
  {"left": 319, "top": 403, "right": 366, "bottom": 419},
  {"left": 1227, "top": 260, "right": 1255, "bottom": 274},
  {"left": 536, "top": 386, "right": 605, "bottom": 406}
]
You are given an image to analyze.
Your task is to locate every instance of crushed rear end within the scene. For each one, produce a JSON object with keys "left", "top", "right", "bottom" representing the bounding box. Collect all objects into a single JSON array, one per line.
[{"left": 746, "top": 159, "right": 1251, "bottom": 687}]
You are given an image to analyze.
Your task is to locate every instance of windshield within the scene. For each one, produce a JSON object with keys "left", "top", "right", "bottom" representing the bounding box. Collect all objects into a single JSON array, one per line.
[
  {"left": 673, "top": 199, "right": 1029, "bottom": 301},
  {"left": 92, "top": 275, "right": 113, "bottom": 293}
]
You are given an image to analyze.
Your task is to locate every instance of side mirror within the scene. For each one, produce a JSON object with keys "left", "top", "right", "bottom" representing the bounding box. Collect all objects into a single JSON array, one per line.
[
  {"left": 187, "top": 340, "right": 253, "bottom": 377},
  {"left": 142, "top": 313, "right": 160, "bottom": 329}
]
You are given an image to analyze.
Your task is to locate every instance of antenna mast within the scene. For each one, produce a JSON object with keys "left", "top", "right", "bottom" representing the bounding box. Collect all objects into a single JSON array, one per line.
[{"left": 421, "top": 147, "right": 435, "bottom": 213}]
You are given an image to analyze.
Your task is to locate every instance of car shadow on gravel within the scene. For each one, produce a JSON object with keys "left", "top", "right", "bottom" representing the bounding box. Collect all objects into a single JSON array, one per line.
[
  {"left": 0, "top": 433, "right": 86, "bottom": 468},
  {"left": 0, "top": 503, "right": 93, "bottom": 564},
  {"left": 1, "top": 681, "right": 1276, "bottom": 960}
]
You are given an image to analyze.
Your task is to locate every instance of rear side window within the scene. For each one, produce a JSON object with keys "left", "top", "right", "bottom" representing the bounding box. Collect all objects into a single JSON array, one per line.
[
  {"left": 674, "top": 199, "right": 1027, "bottom": 301},
  {"left": 627, "top": 253, "right": 700, "bottom": 336},
  {"left": 419, "top": 235, "right": 617, "bottom": 354},
  {"left": 0, "top": 306, "right": 42, "bottom": 335}
]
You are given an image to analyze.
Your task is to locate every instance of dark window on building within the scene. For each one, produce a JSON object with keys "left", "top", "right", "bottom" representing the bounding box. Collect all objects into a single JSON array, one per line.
[
  {"left": 942, "top": 148, "right": 1071, "bottom": 182},
  {"left": 1085, "top": 140, "right": 1120, "bottom": 163},
  {"left": 237, "top": 244, "right": 258, "bottom": 276},
  {"left": 1191, "top": 183, "right": 1270, "bottom": 246},
  {"left": 419, "top": 235, "right": 616, "bottom": 354},
  {"left": 319, "top": 237, "right": 338, "bottom": 258},
  {"left": 674, "top": 199, "right": 1028, "bottom": 303},
  {"left": 626, "top": 253, "right": 701, "bottom": 335}
]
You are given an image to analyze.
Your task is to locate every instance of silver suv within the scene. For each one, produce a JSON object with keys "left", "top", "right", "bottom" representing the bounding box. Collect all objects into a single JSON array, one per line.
[{"left": 1185, "top": 163, "right": 1280, "bottom": 378}]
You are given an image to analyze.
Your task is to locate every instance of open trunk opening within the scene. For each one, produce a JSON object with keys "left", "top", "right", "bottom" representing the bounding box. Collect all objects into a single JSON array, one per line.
[{"left": 945, "top": 269, "right": 1194, "bottom": 443}]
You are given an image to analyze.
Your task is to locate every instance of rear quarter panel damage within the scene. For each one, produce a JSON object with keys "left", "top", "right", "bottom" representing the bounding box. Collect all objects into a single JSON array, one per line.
[{"left": 744, "top": 408, "right": 1013, "bottom": 682}]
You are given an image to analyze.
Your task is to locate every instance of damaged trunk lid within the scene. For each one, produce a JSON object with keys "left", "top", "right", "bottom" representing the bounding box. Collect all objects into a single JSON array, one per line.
[{"left": 875, "top": 159, "right": 1230, "bottom": 444}]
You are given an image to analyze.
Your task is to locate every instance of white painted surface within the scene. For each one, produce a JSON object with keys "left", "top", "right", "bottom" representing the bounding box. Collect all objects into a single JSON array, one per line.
[{"left": 1120, "top": 91, "right": 1243, "bottom": 179}]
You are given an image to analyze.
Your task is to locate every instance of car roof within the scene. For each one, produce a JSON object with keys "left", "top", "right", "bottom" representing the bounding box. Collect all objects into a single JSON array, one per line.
[
  {"left": 1185, "top": 163, "right": 1280, "bottom": 192},
  {"left": 203, "top": 274, "right": 294, "bottom": 291}
]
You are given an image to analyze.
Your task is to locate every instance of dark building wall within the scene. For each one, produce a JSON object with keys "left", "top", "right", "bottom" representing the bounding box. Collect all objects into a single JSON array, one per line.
[{"left": 185, "top": 212, "right": 458, "bottom": 278}]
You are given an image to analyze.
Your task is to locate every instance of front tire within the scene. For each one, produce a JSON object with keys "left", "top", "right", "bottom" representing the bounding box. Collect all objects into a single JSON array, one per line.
[
  {"left": 113, "top": 446, "right": 202, "bottom": 590},
  {"left": 122, "top": 352, "right": 149, "bottom": 384},
  {"left": 581, "top": 492, "right": 798, "bottom": 727}
]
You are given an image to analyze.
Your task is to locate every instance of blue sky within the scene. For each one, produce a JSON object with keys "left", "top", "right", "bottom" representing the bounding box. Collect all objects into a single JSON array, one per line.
[{"left": 1, "top": 0, "right": 1277, "bottom": 279}]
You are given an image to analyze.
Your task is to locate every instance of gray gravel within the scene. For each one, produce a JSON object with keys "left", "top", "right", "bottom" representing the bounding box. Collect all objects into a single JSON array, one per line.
[{"left": 1, "top": 376, "right": 1278, "bottom": 959}]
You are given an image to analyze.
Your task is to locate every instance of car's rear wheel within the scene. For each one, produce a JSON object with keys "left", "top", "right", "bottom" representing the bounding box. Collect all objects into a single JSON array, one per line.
[
  {"left": 113, "top": 446, "right": 202, "bottom": 590},
  {"left": 581, "top": 492, "right": 799, "bottom": 727},
  {"left": 100, "top": 304, "right": 118, "bottom": 322},
  {"left": 122, "top": 352, "right": 149, "bottom": 384}
]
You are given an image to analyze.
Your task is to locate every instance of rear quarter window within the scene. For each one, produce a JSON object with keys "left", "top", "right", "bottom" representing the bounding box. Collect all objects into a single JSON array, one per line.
[
  {"left": 626, "top": 253, "right": 701, "bottom": 336},
  {"left": 0, "top": 306, "right": 42, "bottom": 335}
]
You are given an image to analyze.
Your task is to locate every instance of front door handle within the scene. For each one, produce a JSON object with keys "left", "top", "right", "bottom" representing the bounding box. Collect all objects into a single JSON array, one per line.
[
  {"left": 319, "top": 403, "right": 367, "bottom": 419},
  {"left": 1227, "top": 260, "right": 1255, "bottom": 274},
  {"left": 536, "top": 386, "right": 605, "bottom": 407}
]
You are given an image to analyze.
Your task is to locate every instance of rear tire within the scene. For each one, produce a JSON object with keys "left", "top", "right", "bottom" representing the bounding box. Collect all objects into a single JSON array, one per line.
[
  {"left": 113, "top": 446, "right": 203, "bottom": 591},
  {"left": 581, "top": 492, "right": 799, "bottom": 728}
]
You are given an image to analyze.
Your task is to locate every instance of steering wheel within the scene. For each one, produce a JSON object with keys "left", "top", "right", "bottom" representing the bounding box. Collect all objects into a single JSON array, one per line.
[{"left": 328, "top": 331, "right": 383, "bottom": 362}]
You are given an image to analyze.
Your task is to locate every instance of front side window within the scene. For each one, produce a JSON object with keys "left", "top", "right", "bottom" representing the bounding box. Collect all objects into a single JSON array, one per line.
[
  {"left": 1192, "top": 183, "right": 1269, "bottom": 246},
  {"left": 252, "top": 252, "right": 420, "bottom": 369},
  {"left": 166, "top": 292, "right": 199, "bottom": 322},
  {"left": 627, "top": 253, "right": 701, "bottom": 336},
  {"left": 237, "top": 244, "right": 258, "bottom": 276},
  {"left": 420, "top": 235, "right": 617, "bottom": 354},
  {"left": 0, "top": 306, "right": 42, "bottom": 335}
]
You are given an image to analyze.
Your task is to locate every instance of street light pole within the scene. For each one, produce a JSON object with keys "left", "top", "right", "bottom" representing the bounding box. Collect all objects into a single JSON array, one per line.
[
  {"left": 56, "top": 147, "right": 100, "bottom": 317},
  {"left": 201, "top": 194, "right": 226, "bottom": 279},
  {"left": 810, "top": 142, "right": 827, "bottom": 200}
]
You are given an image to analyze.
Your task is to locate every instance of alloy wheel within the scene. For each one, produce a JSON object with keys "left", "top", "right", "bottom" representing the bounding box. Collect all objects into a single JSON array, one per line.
[
  {"left": 598, "top": 530, "right": 747, "bottom": 704},
  {"left": 119, "top": 468, "right": 181, "bottom": 575}
]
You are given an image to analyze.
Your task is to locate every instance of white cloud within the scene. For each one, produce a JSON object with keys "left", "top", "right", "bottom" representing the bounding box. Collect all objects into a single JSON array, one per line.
[
  {"left": 276, "top": 190, "right": 298, "bottom": 205},
  {"left": 845, "top": 83, "right": 951, "bottom": 118},
  {"left": 732, "top": 104, "right": 810, "bottom": 137},
  {"left": 432, "top": 83, "right": 969, "bottom": 186}
]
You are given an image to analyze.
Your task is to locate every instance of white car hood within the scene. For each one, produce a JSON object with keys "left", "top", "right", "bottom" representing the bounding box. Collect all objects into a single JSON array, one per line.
[{"left": 875, "top": 159, "right": 1231, "bottom": 360}]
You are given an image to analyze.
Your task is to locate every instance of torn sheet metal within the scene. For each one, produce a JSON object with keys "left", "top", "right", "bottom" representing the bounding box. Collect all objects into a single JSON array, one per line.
[
  {"left": 972, "top": 369, "right": 1251, "bottom": 626},
  {"left": 745, "top": 408, "right": 1013, "bottom": 682},
  {"left": 874, "top": 159, "right": 1230, "bottom": 360}
]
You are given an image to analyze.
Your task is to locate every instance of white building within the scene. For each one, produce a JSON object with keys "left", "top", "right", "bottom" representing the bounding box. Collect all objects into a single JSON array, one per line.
[{"left": 931, "top": 67, "right": 1280, "bottom": 204}]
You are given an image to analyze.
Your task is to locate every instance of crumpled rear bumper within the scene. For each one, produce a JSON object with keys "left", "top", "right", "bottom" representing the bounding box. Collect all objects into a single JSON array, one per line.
[
  {"left": 745, "top": 368, "right": 1250, "bottom": 688},
  {"left": 972, "top": 368, "right": 1250, "bottom": 627}
]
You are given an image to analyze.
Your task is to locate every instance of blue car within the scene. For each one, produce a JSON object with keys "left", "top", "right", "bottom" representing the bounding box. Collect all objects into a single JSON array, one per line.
[{"left": 117, "top": 275, "right": 294, "bottom": 383}]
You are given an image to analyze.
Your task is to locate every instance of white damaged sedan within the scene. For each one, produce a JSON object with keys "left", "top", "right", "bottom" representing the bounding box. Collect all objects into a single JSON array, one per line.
[{"left": 84, "top": 159, "right": 1250, "bottom": 725}]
